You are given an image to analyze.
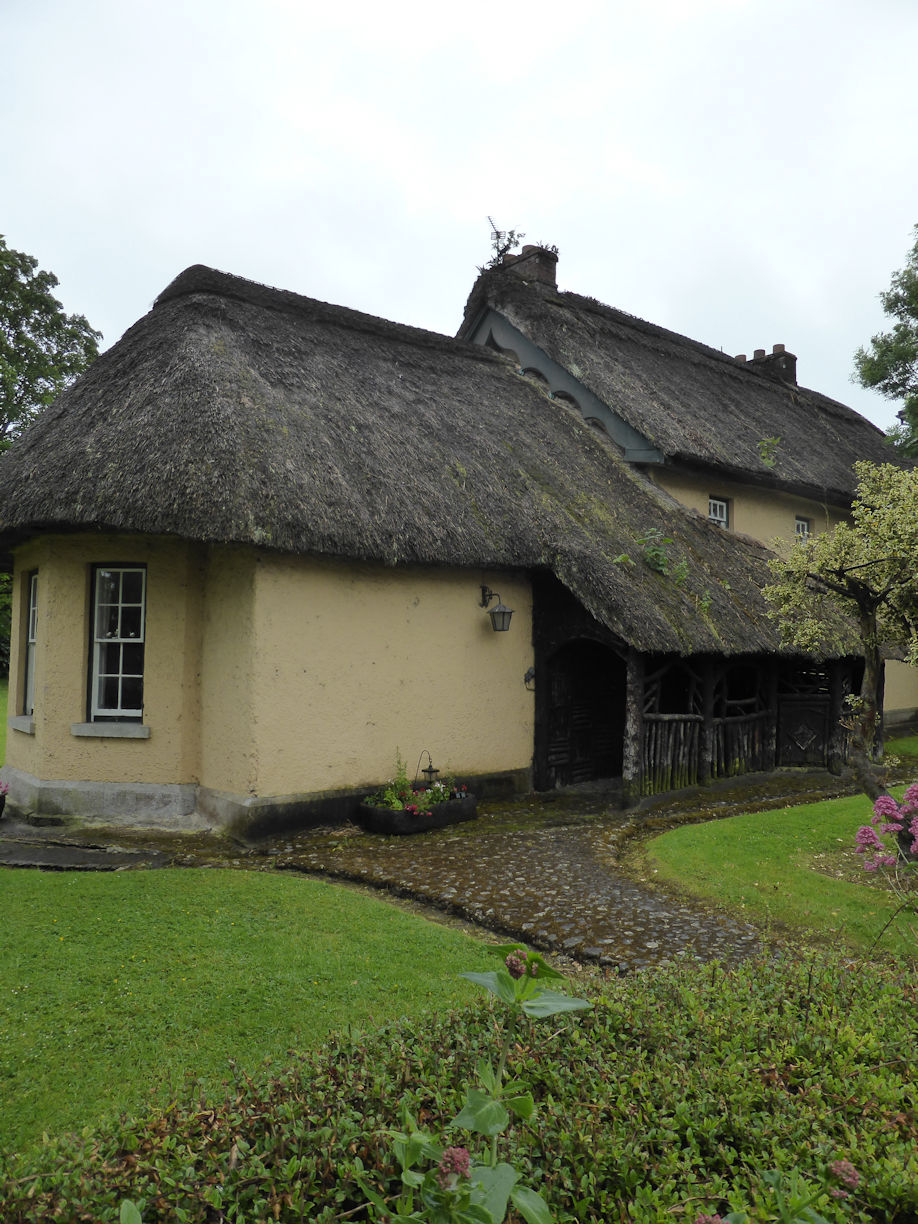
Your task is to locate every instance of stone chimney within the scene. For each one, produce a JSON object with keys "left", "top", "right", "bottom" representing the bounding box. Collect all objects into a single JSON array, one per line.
[
  {"left": 501, "top": 244, "right": 558, "bottom": 288},
  {"left": 735, "top": 343, "right": 797, "bottom": 385}
]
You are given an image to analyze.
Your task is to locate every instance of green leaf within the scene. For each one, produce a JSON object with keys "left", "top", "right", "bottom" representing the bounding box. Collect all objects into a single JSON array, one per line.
[
  {"left": 476, "top": 1058, "right": 498, "bottom": 1092},
  {"left": 471, "top": 1162, "right": 519, "bottom": 1223},
  {"left": 355, "top": 1175, "right": 392, "bottom": 1214},
  {"left": 460, "top": 970, "right": 517, "bottom": 1006},
  {"left": 486, "top": 944, "right": 565, "bottom": 981},
  {"left": 453, "top": 1088, "right": 510, "bottom": 1137},
  {"left": 521, "top": 990, "right": 593, "bottom": 1019},
  {"left": 510, "top": 1184, "right": 554, "bottom": 1224},
  {"left": 504, "top": 1092, "right": 536, "bottom": 1120},
  {"left": 120, "top": 1204, "right": 143, "bottom": 1224}
]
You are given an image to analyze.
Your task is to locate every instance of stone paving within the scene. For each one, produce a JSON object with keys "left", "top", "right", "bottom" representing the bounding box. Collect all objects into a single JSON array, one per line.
[
  {"left": 264, "top": 808, "right": 765, "bottom": 971},
  {"left": 0, "top": 816, "right": 170, "bottom": 870},
  {"left": 0, "top": 772, "right": 857, "bottom": 970}
]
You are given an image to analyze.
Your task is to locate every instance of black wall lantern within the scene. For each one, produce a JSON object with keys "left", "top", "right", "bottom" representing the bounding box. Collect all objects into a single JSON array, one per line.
[{"left": 480, "top": 585, "right": 514, "bottom": 632}]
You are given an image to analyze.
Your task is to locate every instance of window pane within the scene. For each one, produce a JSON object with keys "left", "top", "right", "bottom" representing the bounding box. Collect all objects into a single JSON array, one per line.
[
  {"left": 98, "top": 642, "right": 122, "bottom": 675},
  {"left": 120, "top": 607, "right": 143, "bottom": 640},
  {"left": 97, "top": 571, "right": 121, "bottom": 603},
  {"left": 96, "top": 604, "right": 120, "bottom": 639},
  {"left": 100, "top": 675, "right": 120, "bottom": 710},
  {"left": 28, "top": 575, "right": 38, "bottom": 641},
  {"left": 121, "top": 570, "right": 144, "bottom": 604},
  {"left": 121, "top": 643, "right": 144, "bottom": 674},
  {"left": 121, "top": 676, "right": 143, "bottom": 711}
]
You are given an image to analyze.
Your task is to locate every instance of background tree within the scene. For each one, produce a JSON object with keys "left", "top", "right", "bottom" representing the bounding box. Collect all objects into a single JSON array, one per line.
[
  {"left": 0, "top": 235, "right": 101, "bottom": 450},
  {"left": 0, "top": 237, "right": 101, "bottom": 676},
  {"left": 764, "top": 462, "right": 918, "bottom": 854},
  {"left": 854, "top": 225, "right": 918, "bottom": 456}
]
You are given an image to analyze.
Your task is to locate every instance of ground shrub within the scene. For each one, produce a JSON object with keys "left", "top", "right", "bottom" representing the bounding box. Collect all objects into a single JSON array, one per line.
[{"left": 1, "top": 952, "right": 915, "bottom": 1223}]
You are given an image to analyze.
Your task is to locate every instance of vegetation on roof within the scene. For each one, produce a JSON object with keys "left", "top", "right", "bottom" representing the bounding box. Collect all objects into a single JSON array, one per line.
[
  {"left": 0, "top": 265, "right": 857, "bottom": 657},
  {"left": 462, "top": 264, "right": 901, "bottom": 504}
]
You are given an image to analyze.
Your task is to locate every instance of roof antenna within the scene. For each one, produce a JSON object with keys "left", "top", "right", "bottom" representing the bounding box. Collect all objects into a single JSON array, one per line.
[{"left": 481, "top": 217, "right": 525, "bottom": 271}]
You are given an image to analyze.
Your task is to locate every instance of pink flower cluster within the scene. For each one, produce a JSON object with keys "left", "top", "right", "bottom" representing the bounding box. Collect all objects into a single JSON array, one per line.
[
  {"left": 436, "top": 1145, "right": 471, "bottom": 1190},
  {"left": 855, "top": 785, "right": 918, "bottom": 869},
  {"left": 505, "top": 948, "right": 539, "bottom": 980},
  {"left": 828, "top": 1158, "right": 860, "bottom": 1199}
]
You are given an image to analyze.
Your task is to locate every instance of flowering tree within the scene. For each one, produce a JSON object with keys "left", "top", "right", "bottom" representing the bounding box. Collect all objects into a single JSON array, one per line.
[
  {"left": 857, "top": 788, "right": 918, "bottom": 870},
  {"left": 764, "top": 461, "right": 918, "bottom": 803}
]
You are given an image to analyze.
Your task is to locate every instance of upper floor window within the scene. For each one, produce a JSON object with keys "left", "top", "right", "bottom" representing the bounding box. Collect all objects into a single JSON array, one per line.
[
  {"left": 23, "top": 572, "right": 38, "bottom": 716},
  {"left": 708, "top": 497, "right": 730, "bottom": 529},
  {"left": 795, "top": 516, "right": 811, "bottom": 541},
  {"left": 91, "top": 566, "right": 146, "bottom": 720}
]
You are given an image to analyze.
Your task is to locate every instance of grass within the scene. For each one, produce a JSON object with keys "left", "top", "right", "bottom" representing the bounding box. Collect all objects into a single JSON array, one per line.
[
  {"left": 889, "top": 730, "right": 918, "bottom": 760},
  {"left": 643, "top": 788, "right": 917, "bottom": 958},
  {"left": 0, "top": 677, "right": 6, "bottom": 764},
  {"left": 0, "top": 868, "right": 494, "bottom": 1153}
]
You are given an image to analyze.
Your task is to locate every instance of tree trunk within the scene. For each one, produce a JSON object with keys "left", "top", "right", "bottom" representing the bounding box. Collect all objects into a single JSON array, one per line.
[{"left": 846, "top": 613, "right": 887, "bottom": 801}]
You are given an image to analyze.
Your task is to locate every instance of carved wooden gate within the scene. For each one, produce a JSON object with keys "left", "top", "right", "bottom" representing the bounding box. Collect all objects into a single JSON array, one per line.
[
  {"left": 777, "top": 667, "right": 832, "bottom": 766},
  {"left": 543, "top": 641, "right": 626, "bottom": 788}
]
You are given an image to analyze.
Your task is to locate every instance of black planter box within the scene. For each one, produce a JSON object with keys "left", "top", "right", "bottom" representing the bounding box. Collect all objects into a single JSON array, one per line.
[{"left": 354, "top": 795, "right": 477, "bottom": 835}]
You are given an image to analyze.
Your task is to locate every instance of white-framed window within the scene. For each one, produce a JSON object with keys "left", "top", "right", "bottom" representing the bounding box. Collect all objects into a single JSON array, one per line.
[
  {"left": 795, "top": 516, "right": 811, "bottom": 540},
  {"left": 90, "top": 566, "right": 146, "bottom": 720},
  {"left": 23, "top": 572, "right": 38, "bottom": 716},
  {"left": 708, "top": 497, "right": 730, "bottom": 529}
]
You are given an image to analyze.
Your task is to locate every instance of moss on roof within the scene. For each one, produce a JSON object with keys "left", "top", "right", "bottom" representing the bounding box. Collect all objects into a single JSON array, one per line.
[
  {"left": 460, "top": 265, "right": 900, "bottom": 505},
  {"left": 0, "top": 264, "right": 856, "bottom": 657}
]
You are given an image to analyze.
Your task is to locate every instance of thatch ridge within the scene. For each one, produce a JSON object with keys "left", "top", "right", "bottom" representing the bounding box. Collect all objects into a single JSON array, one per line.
[
  {"left": 460, "top": 266, "right": 899, "bottom": 503},
  {"left": 0, "top": 265, "right": 855, "bottom": 657}
]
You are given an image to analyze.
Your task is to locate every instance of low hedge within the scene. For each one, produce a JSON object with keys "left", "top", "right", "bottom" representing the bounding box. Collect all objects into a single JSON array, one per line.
[{"left": 1, "top": 952, "right": 915, "bottom": 1223}]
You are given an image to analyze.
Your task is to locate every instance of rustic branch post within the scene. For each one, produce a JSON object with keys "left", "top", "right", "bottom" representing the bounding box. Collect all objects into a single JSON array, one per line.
[
  {"left": 827, "top": 660, "right": 846, "bottom": 776},
  {"left": 622, "top": 649, "right": 644, "bottom": 807},
  {"left": 699, "top": 663, "right": 715, "bottom": 785},
  {"left": 764, "top": 664, "right": 778, "bottom": 770}
]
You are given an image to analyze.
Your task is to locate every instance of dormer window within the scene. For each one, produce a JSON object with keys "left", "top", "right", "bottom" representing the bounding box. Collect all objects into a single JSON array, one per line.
[
  {"left": 795, "top": 516, "right": 811, "bottom": 540},
  {"left": 708, "top": 497, "right": 730, "bottom": 529}
]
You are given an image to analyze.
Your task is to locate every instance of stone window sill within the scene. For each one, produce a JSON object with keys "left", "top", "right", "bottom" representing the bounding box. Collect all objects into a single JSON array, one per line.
[
  {"left": 9, "top": 716, "right": 35, "bottom": 736},
  {"left": 70, "top": 722, "right": 151, "bottom": 740}
]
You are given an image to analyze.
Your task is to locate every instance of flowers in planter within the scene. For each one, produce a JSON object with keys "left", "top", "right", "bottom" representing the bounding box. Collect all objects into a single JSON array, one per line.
[{"left": 366, "top": 751, "right": 468, "bottom": 818}]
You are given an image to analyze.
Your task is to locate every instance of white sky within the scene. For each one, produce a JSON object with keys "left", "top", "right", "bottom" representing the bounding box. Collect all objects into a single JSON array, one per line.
[{"left": 4, "top": 0, "right": 917, "bottom": 432}]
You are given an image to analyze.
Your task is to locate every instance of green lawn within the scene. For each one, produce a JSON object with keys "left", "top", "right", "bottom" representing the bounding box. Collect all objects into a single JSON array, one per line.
[
  {"left": 644, "top": 788, "right": 916, "bottom": 958},
  {"left": 0, "top": 678, "right": 6, "bottom": 765},
  {"left": 0, "top": 869, "right": 494, "bottom": 1153}
]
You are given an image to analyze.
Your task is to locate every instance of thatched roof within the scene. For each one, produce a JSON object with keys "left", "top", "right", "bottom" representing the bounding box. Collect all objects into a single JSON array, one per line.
[
  {"left": 460, "top": 260, "right": 899, "bottom": 505},
  {"left": 0, "top": 264, "right": 853, "bottom": 657}
]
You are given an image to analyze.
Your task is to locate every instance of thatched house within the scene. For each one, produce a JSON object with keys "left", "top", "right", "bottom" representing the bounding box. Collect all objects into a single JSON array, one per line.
[{"left": 0, "top": 255, "right": 902, "bottom": 833}]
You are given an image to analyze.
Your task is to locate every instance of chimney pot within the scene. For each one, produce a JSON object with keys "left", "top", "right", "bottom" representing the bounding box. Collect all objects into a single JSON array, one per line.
[
  {"left": 745, "top": 344, "right": 797, "bottom": 385},
  {"left": 734, "top": 353, "right": 747, "bottom": 363},
  {"left": 504, "top": 243, "right": 558, "bottom": 288}
]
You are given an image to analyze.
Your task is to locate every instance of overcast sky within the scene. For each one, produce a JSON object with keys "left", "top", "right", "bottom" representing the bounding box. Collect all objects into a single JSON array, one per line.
[{"left": 4, "top": 0, "right": 917, "bottom": 432}]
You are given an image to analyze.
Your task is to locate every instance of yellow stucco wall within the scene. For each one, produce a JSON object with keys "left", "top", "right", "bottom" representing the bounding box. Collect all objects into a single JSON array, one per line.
[
  {"left": 242, "top": 555, "right": 534, "bottom": 795},
  {"left": 650, "top": 469, "right": 847, "bottom": 540},
  {"left": 7, "top": 536, "right": 534, "bottom": 805},
  {"left": 6, "top": 534, "right": 203, "bottom": 786},
  {"left": 651, "top": 468, "right": 918, "bottom": 723},
  {"left": 198, "top": 547, "right": 258, "bottom": 796}
]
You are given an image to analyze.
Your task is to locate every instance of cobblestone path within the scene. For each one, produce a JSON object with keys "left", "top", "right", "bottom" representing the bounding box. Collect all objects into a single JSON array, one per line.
[{"left": 268, "top": 811, "right": 764, "bottom": 971}]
